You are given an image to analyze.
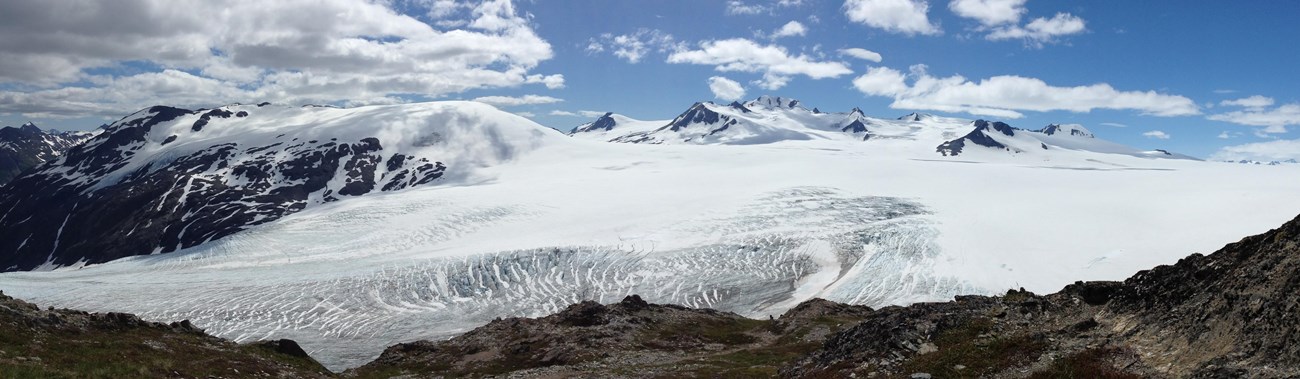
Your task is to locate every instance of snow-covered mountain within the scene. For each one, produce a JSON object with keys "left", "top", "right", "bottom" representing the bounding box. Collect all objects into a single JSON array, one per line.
[
  {"left": 0, "top": 122, "right": 100, "bottom": 184},
  {"left": 1227, "top": 159, "right": 1298, "bottom": 166},
  {"left": 567, "top": 112, "right": 667, "bottom": 141},
  {"left": 936, "top": 119, "right": 1198, "bottom": 160},
  {"left": 570, "top": 96, "right": 1194, "bottom": 163},
  {"left": 0, "top": 97, "right": 1296, "bottom": 370},
  {"left": 0, "top": 102, "right": 558, "bottom": 271}
]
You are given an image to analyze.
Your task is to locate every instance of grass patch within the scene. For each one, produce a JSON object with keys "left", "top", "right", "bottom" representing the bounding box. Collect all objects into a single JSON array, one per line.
[
  {"left": 1026, "top": 348, "right": 1142, "bottom": 379},
  {"left": 892, "top": 318, "right": 1048, "bottom": 379}
]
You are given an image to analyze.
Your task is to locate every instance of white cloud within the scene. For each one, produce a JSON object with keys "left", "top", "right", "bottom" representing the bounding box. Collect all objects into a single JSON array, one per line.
[
  {"left": 843, "top": 0, "right": 941, "bottom": 36},
  {"left": 986, "top": 13, "right": 1086, "bottom": 47},
  {"left": 586, "top": 29, "right": 677, "bottom": 64},
  {"left": 770, "top": 21, "right": 808, "bottom": 39},
  {"left": 725, "top": 0, "right": 806, "bottom": 15},
  {"left": 948, "top": 0, "right": 1026, "bottom": 26},
  {"left": 1220, "top": 95, "right": 1275, "bottom": 109},
  {"left": 1100, "top": 122, "right": 1127, "bottom": 128},
  {"left": 1211, "top": 139, "right": 1300, "bottom": 162},
  {"left": 667, "top": 38, "right": 853, "bottom": 90},
  {"left": 515, "top": 111, "right": 535, "bottom": 118},
  {"left": 708, "top": 76, "right": 747, "bottom": 101},
  {"left": 471, "top": 94, "right": 563, "bottom": 107},
  {"left": 726, "top": 1, "right": 769, "bottom": 15},
  {"left": 1207, "top": 103, "right": 1300, "bottom": 134},
  {"left": 549, "top": 110, "right": 606, "bottom": 118},
  {"left": 1217, "top": 131, "right": 1240, "bottom": 139},
  {"left": 0, "top": 0, "right": 561, "bottom": 118},
  {"left": 851, "top": 65, "right": 1200, "bottom": 119},
  {"left": 1142, "top": 130, "right": 1171, "bottom": 139},
  {"left": 839, "top": 48, "right": 884, "bottom": 63},
  {"left": 1213, "top": 89, "right": 1239, "bottom": 94}
]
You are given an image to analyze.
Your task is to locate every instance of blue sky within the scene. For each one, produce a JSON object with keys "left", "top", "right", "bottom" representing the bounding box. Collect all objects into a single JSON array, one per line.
[{"left": 1, "top": 0, "right": 1298, "bottom": 160}]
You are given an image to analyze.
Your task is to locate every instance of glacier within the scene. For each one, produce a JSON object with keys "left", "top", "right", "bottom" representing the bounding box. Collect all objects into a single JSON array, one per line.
[{"left": 1, "top": 99, "right": 1299, "bottom": 370}]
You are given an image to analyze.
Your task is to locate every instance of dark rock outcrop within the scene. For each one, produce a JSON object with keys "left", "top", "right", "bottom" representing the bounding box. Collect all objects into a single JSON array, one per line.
[{"left": 936, "top": 119, "right": 1020, "bottom": 156}]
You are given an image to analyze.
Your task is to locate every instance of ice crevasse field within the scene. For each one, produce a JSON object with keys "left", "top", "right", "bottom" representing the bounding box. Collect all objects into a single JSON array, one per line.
[{"left": 0, "top": 101, "right": 1297, "bottom": 370}]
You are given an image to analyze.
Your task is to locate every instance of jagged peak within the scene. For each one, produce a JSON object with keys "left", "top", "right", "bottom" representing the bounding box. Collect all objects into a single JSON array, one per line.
[
  {"left": 971, "top": 119, "right": 1018, "bottom": 136},
  {"left": 746, "top": 95, "right": 801, "bottom": 109},
  {"left": 898, "top": 112, "right": 935, "bottom": 122},
  {"left": 1037, "top": 123, "right": 1094, "bottom": 138},
  {"left": 570, "top": 112, "right": 618, "bottom": 134},
  {"left": 727, "top": 101, "right": 753, "bottom": 113}
]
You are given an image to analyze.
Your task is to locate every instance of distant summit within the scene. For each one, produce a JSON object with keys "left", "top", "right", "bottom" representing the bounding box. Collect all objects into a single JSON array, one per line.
[{"left": 0, "top": 122, "right": 100, "bottom": 184}]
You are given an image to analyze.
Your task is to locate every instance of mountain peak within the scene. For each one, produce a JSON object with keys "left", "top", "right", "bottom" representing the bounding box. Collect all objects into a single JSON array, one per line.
[
  {"left": 18, "top": 122, "right": 40, "bottom": 133},
  {"left": 568, "top": 112, "right": 617, "bottom": 134},
  {"left": 898, "top": 112, "right": 934, "bottom": 122},
  {"left": 972, "top": 119, "right": 1018, "bottom": 136},
  {"left": 747, "top": 95, "right": 801, "bottom": 109},
  {"left": 1037, "top": 123, "right": 1094, "bottom": 138}
]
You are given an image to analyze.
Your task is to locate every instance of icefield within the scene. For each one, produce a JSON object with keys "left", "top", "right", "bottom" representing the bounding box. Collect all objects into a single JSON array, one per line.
[{"left": 3, "top": 101, "right": 1300, "bottom": 370}]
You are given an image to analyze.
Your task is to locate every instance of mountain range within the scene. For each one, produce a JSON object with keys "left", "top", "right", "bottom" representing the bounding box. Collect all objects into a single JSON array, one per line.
[{"left": 0, "top": 97, "right": 1297, "bottom": 371}]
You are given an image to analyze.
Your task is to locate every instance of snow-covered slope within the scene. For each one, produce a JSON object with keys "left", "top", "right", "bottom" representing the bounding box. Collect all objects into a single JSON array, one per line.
[
  {"left": 937, "top": 120, "right": 1199, "bottom": 160},
  {"left": 0, "top": 102, "right": 561, "bottom": 271},
  {"left": 0, "top": 98, "right": 1296, "bottom": 371},
  {"left": 567, "top": 112, "right": 669, "bottom": 141},
  {"left": 0, "top": 122, "right": 100, "bottom": 184}
]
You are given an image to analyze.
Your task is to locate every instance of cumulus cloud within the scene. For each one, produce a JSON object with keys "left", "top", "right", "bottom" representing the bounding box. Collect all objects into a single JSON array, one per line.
[
  {"left": 1211, "top": 139, "right": 1300, "bottom": 162},
  {"left": 839, "top": 48, "right": 884, "bottom": 62},
  {"left": 0, "top": 0, "right": 562, "bottom": 118},
  {"left": 667, "top": 38, "right": 853, "bottom": 90},
  {"left": 586, "top": 29, "right": 678, "bottom": 64},
  {"left": 949, "top": 0, "right": 1026, "bottom": 26},
  {"left": 708, "top": 76, "right": 747, "bottom": 101},
  {"left": 851, "top": 65, "right": 1200, "bottom": 118},
  {"left": 843, "top": 0, "right": 941, "bottom": 36},
  {"left": 1142, "top": 130, "right": 1171, "bottom": 140},
  {"left": 1220, "top": 95, "right": 1275, "bottom": 109},
  {"left": 986, "top": 13, "right": 1086, "bottom": 47},
  {"left": 1207, "top": 103, "right": 1300, "bottom": 134},
  {"left": 770, "top": 21, "right": 808, "bottom": 39},
  {"left": 471, "top": 94, "right": 563, "bottom": 107}
]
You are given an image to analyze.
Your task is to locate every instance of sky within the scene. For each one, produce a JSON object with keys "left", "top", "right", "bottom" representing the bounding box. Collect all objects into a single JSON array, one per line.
[{"left": 0, "top": 0, "right": 1297, "bottom": 161}]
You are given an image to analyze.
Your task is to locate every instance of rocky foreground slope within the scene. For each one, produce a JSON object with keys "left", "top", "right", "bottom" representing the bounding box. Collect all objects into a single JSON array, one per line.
[
  {"left": 4, "top": 212, "right": 1299, "bottom": 378},
  {"left": 0, "top": 290, "right": 331, "bottom": 378}
]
